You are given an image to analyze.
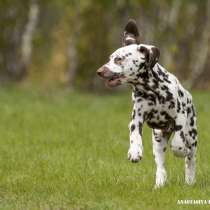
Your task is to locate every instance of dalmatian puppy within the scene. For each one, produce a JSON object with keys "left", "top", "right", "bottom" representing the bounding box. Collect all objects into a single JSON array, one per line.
[{"left": 96, "top": 20, "right": 197, "bottom": 188}]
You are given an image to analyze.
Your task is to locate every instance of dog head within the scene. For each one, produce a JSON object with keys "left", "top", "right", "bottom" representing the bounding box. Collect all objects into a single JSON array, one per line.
[{"left": 97, "top": 44, "right": 160, "bottom": 87}]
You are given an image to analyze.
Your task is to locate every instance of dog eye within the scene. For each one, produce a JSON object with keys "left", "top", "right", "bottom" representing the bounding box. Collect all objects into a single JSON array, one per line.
[
  {"left": 114, "top": 57, "right": 123, "bottom": 64},
  {"left": 115, "top": 57, "right": 122, "bottom": 61}
]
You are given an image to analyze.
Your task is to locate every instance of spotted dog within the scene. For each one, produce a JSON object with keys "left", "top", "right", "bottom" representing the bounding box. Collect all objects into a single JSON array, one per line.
[{"left": 97, "top": 20, "right": 197, "bottom": 187}]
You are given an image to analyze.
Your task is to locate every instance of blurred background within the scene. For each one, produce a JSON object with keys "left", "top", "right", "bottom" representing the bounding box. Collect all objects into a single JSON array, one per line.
[
  {"left": 1, "top": 0, "right": 210, "bottom": 91},
  {"left": 1, "top": 1, "right": 210, "bottom": 208}
]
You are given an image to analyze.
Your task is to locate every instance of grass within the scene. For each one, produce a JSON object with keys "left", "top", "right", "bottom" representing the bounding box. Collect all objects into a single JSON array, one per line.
[{"left": 0, "top": 87, "right": 209, "bottom": 210}]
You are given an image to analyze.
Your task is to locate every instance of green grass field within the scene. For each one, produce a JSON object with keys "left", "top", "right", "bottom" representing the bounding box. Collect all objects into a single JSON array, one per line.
[{"left": 0, "top": 87, "right": 209, "bottom": 210}]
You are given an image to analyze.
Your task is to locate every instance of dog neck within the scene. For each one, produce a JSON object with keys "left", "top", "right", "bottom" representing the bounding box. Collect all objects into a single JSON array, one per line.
[
  {"left": 130, "top": 63, "right": 172, "bottom": 102},
  {"left": 130, "top": 64, "right": 160, "bottom": 93}
]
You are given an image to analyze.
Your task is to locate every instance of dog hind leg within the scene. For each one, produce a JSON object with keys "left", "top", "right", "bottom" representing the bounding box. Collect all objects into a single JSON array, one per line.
[{"left": 185, "top": 104, "right": 197, "bottom": 185}]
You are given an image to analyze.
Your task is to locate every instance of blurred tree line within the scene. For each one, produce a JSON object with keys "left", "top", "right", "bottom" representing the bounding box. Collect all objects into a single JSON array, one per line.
[{"left": 0, "top": 0, "right": 210, "bottom": 89}]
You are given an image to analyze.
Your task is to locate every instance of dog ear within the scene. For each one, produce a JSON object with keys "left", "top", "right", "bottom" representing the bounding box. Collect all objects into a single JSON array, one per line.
[
  {"left": 149, "top": 47, "right": 160, "bottom": 68},
  {"left": 138, "top": 45, "right": 160, "bottom": 68},
  {"left": 122, "top": 19, "right": 140, "bottom": 46}
]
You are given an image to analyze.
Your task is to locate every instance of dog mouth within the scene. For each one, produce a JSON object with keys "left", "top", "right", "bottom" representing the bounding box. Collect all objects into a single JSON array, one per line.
[
  {"left": 97, "top": 66, "right": 125, "bottom": 87},
  {"left": 105, "top": 74, "right": 125, "bottom": 87}
]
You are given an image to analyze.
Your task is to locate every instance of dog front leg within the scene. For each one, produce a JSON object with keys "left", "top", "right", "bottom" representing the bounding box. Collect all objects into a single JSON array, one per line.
[
  {"left": 127, "top": 110, "right": 143, "bottom": 163},
  {"left": 152, "top": 129, "right": 170, "bottom": 188}
]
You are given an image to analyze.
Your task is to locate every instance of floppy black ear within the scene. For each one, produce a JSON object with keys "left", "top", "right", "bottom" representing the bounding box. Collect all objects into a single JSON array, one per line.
[
  {"left": 122, "top": 19, "right": 140, "bottom": 46},
  {"left": 149, "top": 47, "right": 160, "bottom": 68},
  {"left": 138, "top": 46, "right": 160, "bottom": 68}
]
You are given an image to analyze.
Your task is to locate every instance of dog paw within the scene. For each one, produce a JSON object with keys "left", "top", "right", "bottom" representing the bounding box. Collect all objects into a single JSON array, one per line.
[
  {"left": 127, "top": 146, "right": 142, "bottom": 163},
  {"left": 155, "top": 169, "right": 167, "bottom": 188},
  {"left": 185, "top": 175, "right": 195, "bottom": 185}
]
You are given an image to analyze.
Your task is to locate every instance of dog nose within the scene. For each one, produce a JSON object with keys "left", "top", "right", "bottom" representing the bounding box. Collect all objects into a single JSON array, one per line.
[
  {"left": 97, "top": 66, "right": 113, "bottom": 78},
  {"left": 97, "top": 67, "right": 104, "bottom": 76}
]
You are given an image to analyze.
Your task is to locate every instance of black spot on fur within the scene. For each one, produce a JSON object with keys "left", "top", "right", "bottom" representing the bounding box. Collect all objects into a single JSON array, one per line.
[
  {"left": 174, "top": 125, "right": 182, "bottom": 131},
  {"left": 163, "top": 147, "right": 167, "bottom": 152},
  {"left": 187, "top": 98, "right": 191, "bottom": 104},
  {"left": 139, "top": 122, "right": 142, "bottom": 135},
  {"left": 192, "top": 141, "right": 197, "bottom": 147},
  {"left": 177, "top": 99, "right": 181, "bottom": 113},
  {"left": 180, "top": 131, "right": 185, "bottom": 142},
  {"left": 178, "top": 89, "right": 184, "bottom": 97},
  {"left": 161, "top": 85, "right": 169, "bottom": 91},
  {"left": 154, "top": 110, "right": 158, "bottom": 114},
  {"left": 157, "top": 66, "right": 171, "bottom": 83},
  {"left": 189, "top": 129, "right": 197, "bottom": 139},
  {"left": 190, "top": 116, "right": 195, "bottom": 126},
  {"left": 168, "top": 101, "right": 175, "bottom": 109},
  {"left": 158, "top": 96, "right": 166, "bottom": 104},
  {"left": 137, "top": 108, "right": 142, "bottom": 117},
  {"left": 192, "top": 105, "right": 196, "bottom": 116},
  {"left": 137, "top": 98, "right": 142, "bottom": 103},
  {"left": 135, "top": 92, "right": 156, "bottom": 105},
  {"left": 152, "top": 70, "right": 164, "bottom": 83},
  {"left": 130, "top": 124, "right": 135, "bottom": 132},
  {"left": 165, "top": 91, "right": 173, "bottom": 101},
  {"left": 143, "top": 111, "right": 148, "bottom": 121},
  {"left": 147, "top": 112, "right": 154, "bottom": 120},
  {"left": 147, "top": 121, "right": 168, "bottom": 130},
  {"left": 164, "top": 77, "right": 171, "bottom": 83},
  {"left": 134, "top": 90, "right": 144, "bottom": 98},
  {"left": 152, "top": 79, "right": 159, "bottom": 89},
  {"left": 136, "top": 71, "right": 149, "bottom": 80},
  {"left": 160, "top": 111, "right": 172, "bottom": 121},
  {"left": 155, "top": 138, "right": 161, "bottom": 143},
  {"left": 157, "top": 66, "right": 166, "bottom": 77},
  {"left": 132, "top": 109, "right": 136, "bottom": 119},
  {"left": 187, "top": 107, "right": 191, "bottom": 115}
]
